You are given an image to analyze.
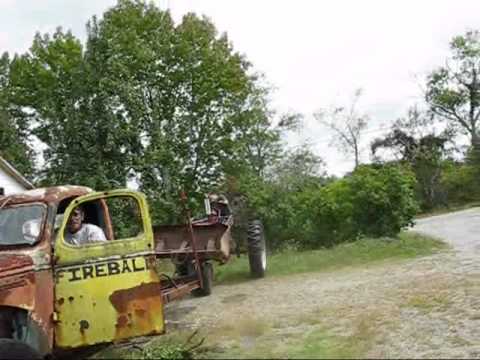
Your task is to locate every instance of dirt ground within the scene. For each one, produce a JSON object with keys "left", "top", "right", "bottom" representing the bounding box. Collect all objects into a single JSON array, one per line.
[{"left": 164, "top": 208, "right": 480, "bottom": 358}]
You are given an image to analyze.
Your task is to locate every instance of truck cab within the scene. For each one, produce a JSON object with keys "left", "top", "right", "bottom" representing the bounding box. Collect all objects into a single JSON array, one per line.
[{"left": 0, "top": 186, "right": 166, "bottom": 358}]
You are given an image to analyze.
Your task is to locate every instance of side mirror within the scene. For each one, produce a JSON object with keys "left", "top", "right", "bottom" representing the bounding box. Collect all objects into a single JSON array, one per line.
[
  {"left": 22, "top": 218, "right": 41, "bottom": 244},
  {"left": 54, "top": 214, "right": 64, "bottom": 230},
  {"left": 204, "top": 196, "right": 212, "bottom": 215}
]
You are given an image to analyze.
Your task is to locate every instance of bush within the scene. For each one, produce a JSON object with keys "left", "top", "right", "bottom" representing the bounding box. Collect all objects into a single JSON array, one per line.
[
  {"left": 238, "top": 164, "right": 419, "bottom": 250},
  {"left": 441, "top": 160, "right": 479, "bottom": 205},
  {"left": 347, "top": 165, "right": 418, "bottom": 237}
]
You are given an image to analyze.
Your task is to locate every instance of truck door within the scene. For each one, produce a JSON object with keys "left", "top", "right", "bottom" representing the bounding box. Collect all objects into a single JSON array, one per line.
[{"left": 53, "top": 190, "right": 164, "bottom": 349}]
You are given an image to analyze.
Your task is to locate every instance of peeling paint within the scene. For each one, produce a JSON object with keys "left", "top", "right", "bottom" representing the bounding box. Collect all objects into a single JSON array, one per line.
[{"left": 1, "top": 186, "right": 92, "bottom": 206}]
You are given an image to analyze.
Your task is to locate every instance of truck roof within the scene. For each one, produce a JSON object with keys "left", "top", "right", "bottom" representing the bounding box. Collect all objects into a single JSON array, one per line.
[{"left": 0, "top": 185, "right": 93, "bottom": 206}]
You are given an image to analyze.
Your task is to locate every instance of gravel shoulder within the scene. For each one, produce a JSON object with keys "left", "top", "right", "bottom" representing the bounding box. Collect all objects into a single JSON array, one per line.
[{"left": 165, "top": 209, "right": 480, "bottom": 358}]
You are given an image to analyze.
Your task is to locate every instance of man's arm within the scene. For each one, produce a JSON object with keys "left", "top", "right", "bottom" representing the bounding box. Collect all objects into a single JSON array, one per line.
[{"left": 85, "top": 224, "right": 107, "bottom": 242}]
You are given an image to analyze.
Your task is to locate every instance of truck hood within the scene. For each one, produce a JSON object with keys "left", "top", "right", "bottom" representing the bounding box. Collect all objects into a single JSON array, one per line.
[{"left": 0, "top": 254, "right": 34, "bottom": 277}]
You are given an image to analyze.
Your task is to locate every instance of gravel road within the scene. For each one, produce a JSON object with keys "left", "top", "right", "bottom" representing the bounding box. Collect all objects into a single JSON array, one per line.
[{"left": 165, "top": 209, "right": 480, "bottom": 358}]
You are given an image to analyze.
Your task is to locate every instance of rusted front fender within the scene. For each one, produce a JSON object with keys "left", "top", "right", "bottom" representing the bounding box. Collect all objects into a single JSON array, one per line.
[{"left": 0, "top": 254, "right": 54, "bottom": 356}]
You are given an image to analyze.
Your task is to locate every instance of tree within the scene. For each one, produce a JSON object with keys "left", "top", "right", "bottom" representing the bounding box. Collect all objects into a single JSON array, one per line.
[
  {"left": 371, "top": 107, "right": 453, "bottom": 209},
  {"left": 314, "top": 88, "right": 368, "bottom": 169},
  {"left": 8, "top": 28, "right": 134, "bottom": 189},
  {"left": 222, "top": 91, "right": 305, "bottom": 182},
  {"left": 7, "top": 0, "right": 279, "bottom": 223},
  {"left": 426, "top": 30, "right": 480, "bottom": 148},
  {"left": 0, "top": 52, "right": 34, "bottom": 178},
  {"left": 82, "top": 2, "right": 276, "bottom": 222},
  {"left": 270, "top": 145, "right": 327, "bottom": 189}
]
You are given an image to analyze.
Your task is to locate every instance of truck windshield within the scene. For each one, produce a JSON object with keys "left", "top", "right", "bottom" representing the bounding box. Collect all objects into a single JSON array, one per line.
[{"left": 0, "top": 204, "right": 46, "bottom": 246}]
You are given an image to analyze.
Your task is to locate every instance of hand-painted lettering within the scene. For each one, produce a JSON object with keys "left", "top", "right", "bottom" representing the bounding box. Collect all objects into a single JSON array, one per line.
[
  {"left": 59, "top": 258, "right": 147, "bottom": 282},
  {"left": 55, "top": 269, "right": 65, "bottom": 284},
  {"left": 132, "top": 258, "right": 145, "bottom": 272},
  {"left": 82, "top": 265, "right": 94, "bottom": 279},
  {"left": 108, "top": 261, "right": 120, "bottom": 275},
  {"left": 95, "top": 263, "right": 107, "bottom": 277},
  {"left": 69, "top": 267, "right": 82, "bottom": 282},
  {"left": 121, "top": 259, "right": 132, "bottom": 273}
]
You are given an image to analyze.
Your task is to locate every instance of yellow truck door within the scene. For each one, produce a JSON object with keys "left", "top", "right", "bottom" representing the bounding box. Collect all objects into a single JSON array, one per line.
[{"left": 53, "top": 190, "right": 165, "bottom": 349}]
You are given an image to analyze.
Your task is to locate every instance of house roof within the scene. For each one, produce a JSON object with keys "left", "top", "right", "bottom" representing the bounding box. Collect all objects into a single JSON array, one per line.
[{"left": 0, "top": 156, "right": 34, "bottom": 190}]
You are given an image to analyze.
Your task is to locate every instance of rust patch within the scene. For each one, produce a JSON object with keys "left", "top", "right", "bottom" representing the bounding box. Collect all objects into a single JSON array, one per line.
[
  {"left": 116, "top": 315, "right": 129, "bottom": 328},
  {"left": 109, "top": 282, "right": 162, "bottom": 313},
  {"left": 0, "top": 254, "right": 34, "bottom": 274},
  {"left": 135, "top": 308, "right": 146, "bottom": 317},
  {"left": 0, "top": 272, "right": 35, "bottom": 307},
  {"left": 33, "top": 270, "right": 55, "bottom": 353},
  {"left": 109, "top": 282, "right": 164, "bottom": 340},
  {"left": 0, "top": 186, "right": 92, "bottom": 206},
  {"left": 0, "top": 269, "right": 54, "bottom": 355},
  {"left": 153, "top": 223, "right": 230, "bottom": 262}
]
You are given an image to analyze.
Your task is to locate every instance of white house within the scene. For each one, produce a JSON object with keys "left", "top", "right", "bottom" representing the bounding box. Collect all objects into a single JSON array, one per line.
[{"left": 0, "top": 156, "right": 34, "bottom": 195}]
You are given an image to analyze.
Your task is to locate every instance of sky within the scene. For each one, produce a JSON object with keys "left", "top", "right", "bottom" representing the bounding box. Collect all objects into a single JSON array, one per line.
[{"left": 1, "top": 0, "right": 479, "bottom": 175}]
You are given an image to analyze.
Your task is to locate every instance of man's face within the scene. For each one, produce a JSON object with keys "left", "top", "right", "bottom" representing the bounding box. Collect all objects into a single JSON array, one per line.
[{"left": 67, "top": 207, "right": 84, "bottom": 234}]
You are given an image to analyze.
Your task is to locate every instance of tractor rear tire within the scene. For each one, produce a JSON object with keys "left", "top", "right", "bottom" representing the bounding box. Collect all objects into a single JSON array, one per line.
[
  {"left": 0, "top": 339, "right": 41, "bottom": 360},
  {"left": 247, "top": 220, "right": 267, "bottom": 278},
  {"left": 192, "top": 262, "right": 213, "bottom": 297}
]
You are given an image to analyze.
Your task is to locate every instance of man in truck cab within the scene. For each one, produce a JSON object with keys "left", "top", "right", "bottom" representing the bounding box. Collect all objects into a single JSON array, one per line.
[{"left": 64, "top": 205, "right": 107, "bottom": 245}]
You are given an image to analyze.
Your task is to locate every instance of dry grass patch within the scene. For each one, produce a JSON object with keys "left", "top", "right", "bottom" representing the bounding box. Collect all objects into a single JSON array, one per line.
[
  {"left": 404, "top": 292, "right": 452, "bottom": 312},
  {"left": 395, "top": 275, "right": 455, "bottom": 313}
]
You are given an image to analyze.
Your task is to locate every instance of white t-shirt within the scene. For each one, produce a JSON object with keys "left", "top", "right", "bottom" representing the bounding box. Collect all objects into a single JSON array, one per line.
[{"left": 65, "top": 224, "right": 107, "bottom": 245}]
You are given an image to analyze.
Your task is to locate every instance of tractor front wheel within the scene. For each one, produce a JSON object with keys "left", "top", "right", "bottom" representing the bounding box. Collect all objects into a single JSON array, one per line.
[
  {"left": 192, "top": 262, "right": 213, "bottom": 297},
  {"left": 247, "top": 220, "right": 267, "bottom": 278}
]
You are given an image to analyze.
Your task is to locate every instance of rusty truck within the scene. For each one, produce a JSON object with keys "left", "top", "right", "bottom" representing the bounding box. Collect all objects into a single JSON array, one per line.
[{"left": 0, "top": 185, "right": 267, "bottom": 358}]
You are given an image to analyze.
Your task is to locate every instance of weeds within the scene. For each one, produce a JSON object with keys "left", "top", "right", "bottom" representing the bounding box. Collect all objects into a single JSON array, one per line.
[
  {"left": 215, "top": 232, "right": 447, "bottom": 285},
  {"left": 92, "top": 331, "right": 205, "bottom": 360}
]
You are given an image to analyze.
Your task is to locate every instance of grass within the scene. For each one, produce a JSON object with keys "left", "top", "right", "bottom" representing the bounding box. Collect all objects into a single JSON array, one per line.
[
  {"left": 92, "top": 231, "right": 447, "bottom": 359},
  {"left": 90, "top": 331, "right": 202, "bottom": 359},
  {"left": 201, "top": 307, "right": 385, "bottom": 359},
  {"left": 285, "top": 311, "right": 380, "bottom": 359},
  {"left": 398, "top": 274, "right": 455, "bottom": 313},
  {"left": 404, "top": 293, "right": 452, "bottom": 312},
  {"left": 215, "top": 231, "right": 447, "bottom": 285},
  {"left": 209, "top": 328, "right": 360, "bottom": 359}
]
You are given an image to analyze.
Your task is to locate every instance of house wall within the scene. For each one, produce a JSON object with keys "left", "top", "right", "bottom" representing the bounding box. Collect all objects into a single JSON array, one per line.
[{"left": 0, "top": 166, "right": 27, "bottom": 194}]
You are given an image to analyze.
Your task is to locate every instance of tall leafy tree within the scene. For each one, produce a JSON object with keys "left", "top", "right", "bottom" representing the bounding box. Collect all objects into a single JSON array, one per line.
[
  {"left": 426, "top": 30, "right": 480, "bottom": 148},
  {"left": 223, "top": 84, "right": 284, "bottom": 179},
  {"left": 10, "top": 30, "right": 86, "bottom": 186},
  {"left": 7, "top": 0, "right": 278, "bottom": 223},
  {"left": 83, "top": 1, "right": 278, "bottom": 221},
  {"left": 0, "top": 52, "right": 34, "bottom": 178},
  {"left": 371, "top": 107, "right": 452, "bottom": 209}
]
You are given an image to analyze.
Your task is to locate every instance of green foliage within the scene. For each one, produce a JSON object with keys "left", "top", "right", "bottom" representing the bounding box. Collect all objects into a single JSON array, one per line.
[
  {"left": 441, "top": 159, "right": 479, "bottom": 204},
  {"left": 348, "top": 165, "right": 419, "bottom": 237},
  {"left": 371, "top": 108, "right": 453, "bottom": 211},
  {"left": 214, "top": 232, "right": 446, "bottom": 285},
  {"left": 0, "top": 52, "right": 35, "bottom": 177},
  {"left": 3, "top": 0, "right": 279, "bottom": 225},
  {"left": 135, "top": 344, "right": 192, "bottom": 360},
  {"left": 426, "top": 30, "right": 480, "bottom": 146},
  {"left": 106, "top": 196, "right": 143, "bottom": 239},
  {"left": 236, "top": 160, "right": 418, "bottom": 250},
  {"left": 92, "top": 339, "right": 195, "bottom": 360}
]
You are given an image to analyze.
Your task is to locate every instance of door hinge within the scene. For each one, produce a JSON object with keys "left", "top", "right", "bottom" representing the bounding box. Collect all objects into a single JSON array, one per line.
[{"left": 52, "top": 311, "right": 59, "bottom": 323}]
